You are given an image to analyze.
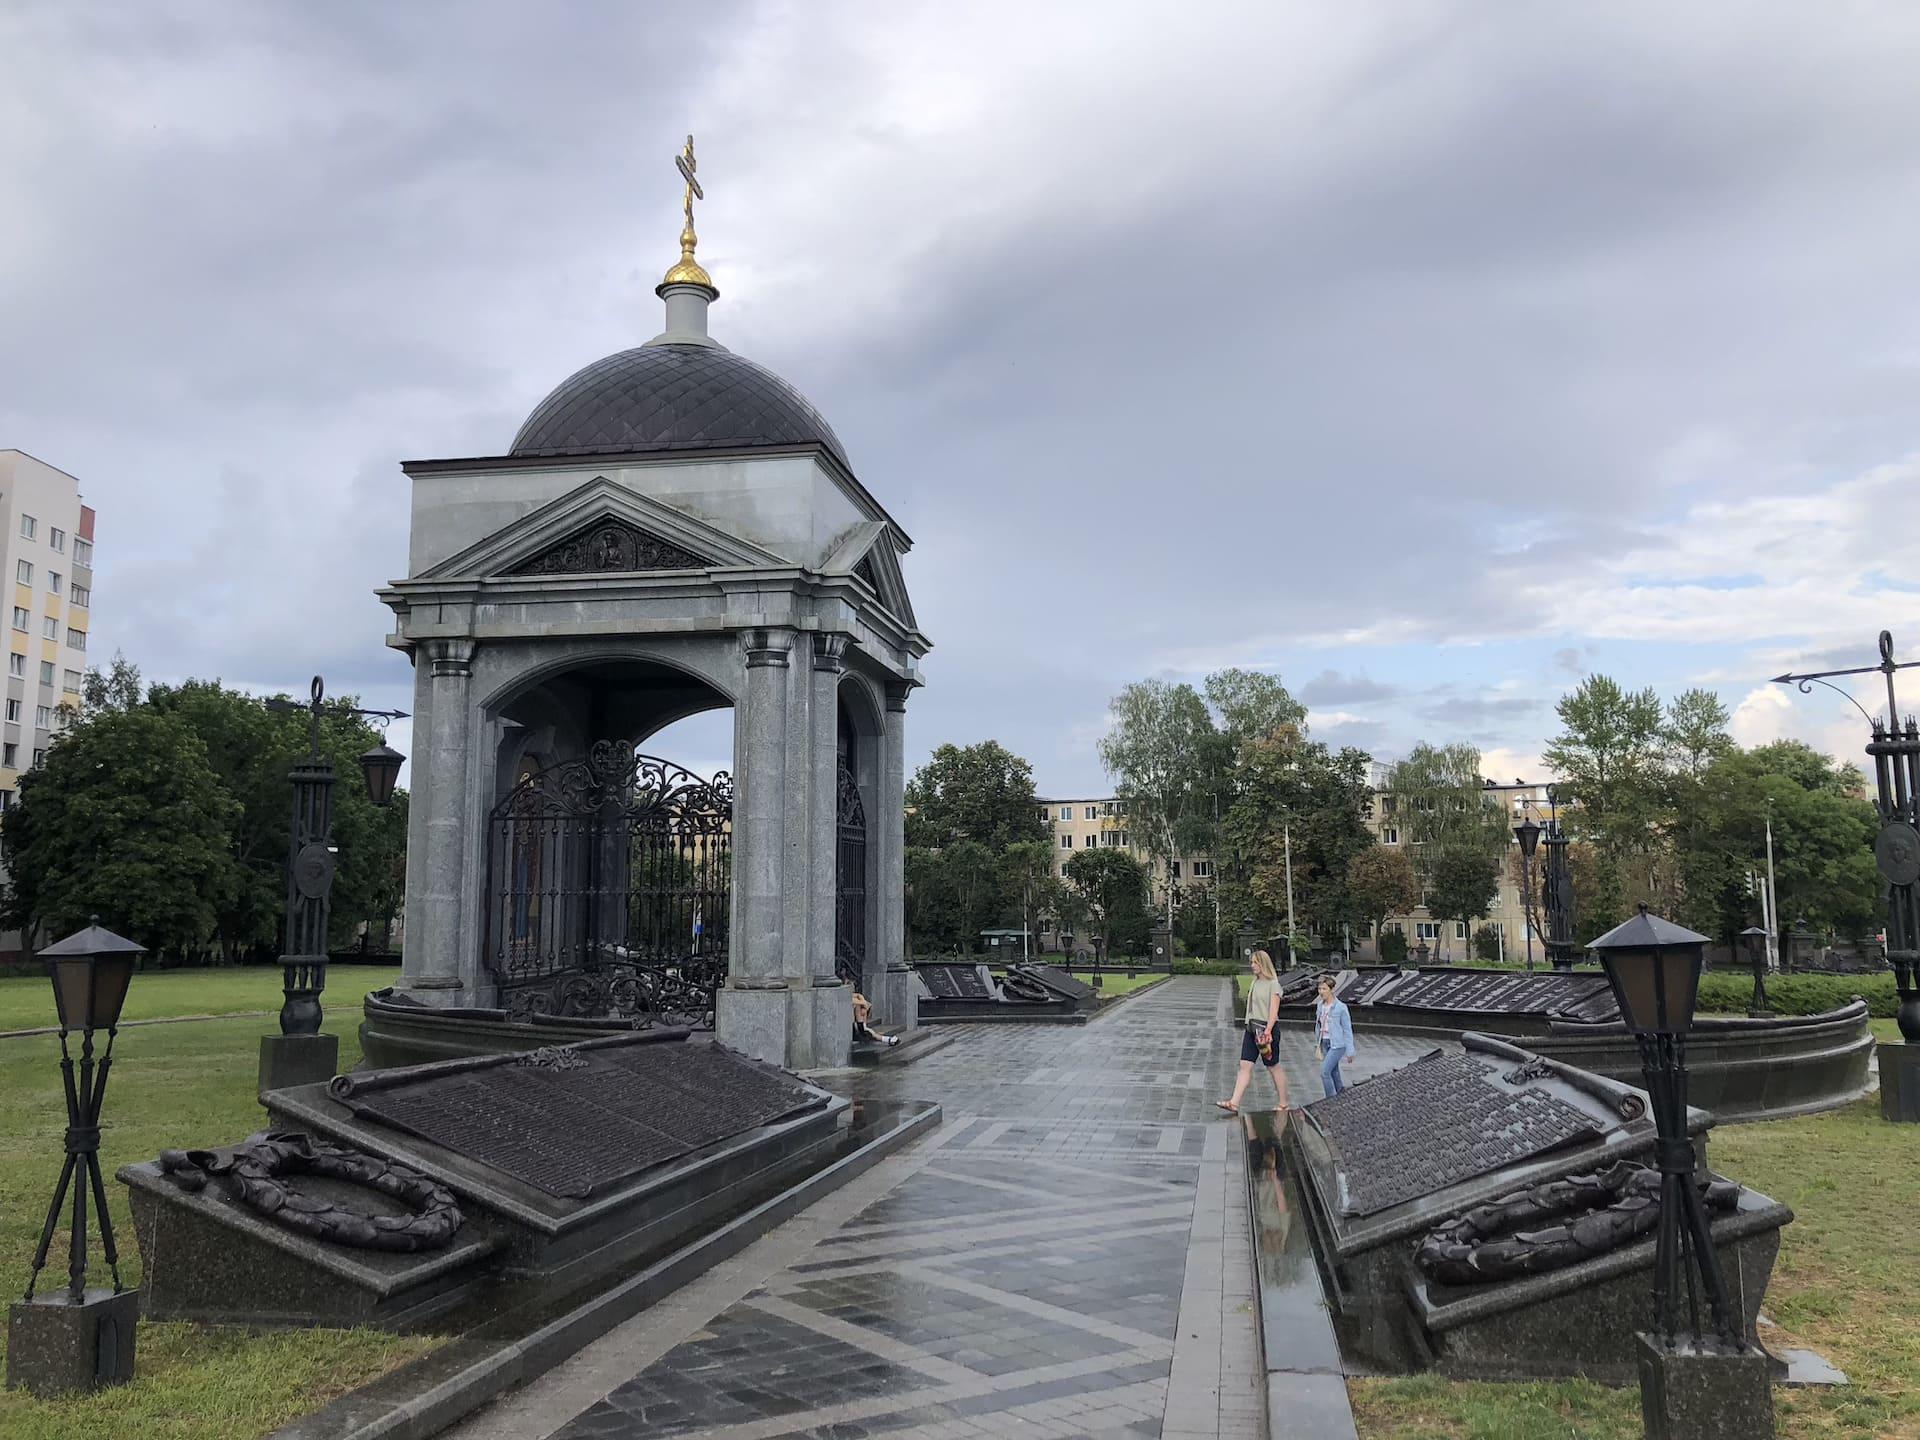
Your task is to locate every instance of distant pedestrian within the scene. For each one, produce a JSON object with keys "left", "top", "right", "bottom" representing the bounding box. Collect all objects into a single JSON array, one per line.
[
  {"left": 1217, "top": 948, "right": 1289, "bottom": 1116},
  {"left": 1314, "top": 975, "right": 1355, "bottom": 1098}
]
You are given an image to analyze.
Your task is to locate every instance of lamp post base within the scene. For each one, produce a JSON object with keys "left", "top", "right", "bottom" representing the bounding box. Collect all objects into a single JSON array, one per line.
[
  {"left": 258, "top": 1032, "right": 339, "bottom": 1099},
  {"left": 1635, "top": 1332, "right": 1773, "bottom": 1440},
  {"left": 6, "top": 1289, "right": 138, "bottom": 1396},
  {"left": 1877, "top": 1040, "right": 1920, "bottom": 1123}
]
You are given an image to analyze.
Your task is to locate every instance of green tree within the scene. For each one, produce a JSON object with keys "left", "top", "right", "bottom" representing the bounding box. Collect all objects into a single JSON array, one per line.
[
  {"left": 1223, "top": 732, "right": 1375, "bottom": 941},
  {"left": 1203, "top": 668, "right": 1308, "bottom": 752},
  {"left": 904, "top": 741, "right": 1049, "bottom": 850},
  {"left": 1385, "top": 742, "right": 1509, "bottom": 859},
  {"left": 1424, "top": 843, "right": 1501, "bottom": 938},
  {"left": 1, "top": 708, "right": 240, "bottom": 953},
  {"left": 1543, "top": 675, "right": 1667, "bottom": 859},
  {"left": 1347, "top": 843, "right": 1420, "bottom": 940},
  {"left": 1099, "top": 679, "right": 1217, "bottom": 929},
  {"left": 1001, "top": 840, "right": 1057, "bottom": 954},
  {"left": 1064, "top": 848, "right": 1151, "bottom": 960},
  {"left": 1665, "top": 688, "right": 1733, "bottom": 779}
]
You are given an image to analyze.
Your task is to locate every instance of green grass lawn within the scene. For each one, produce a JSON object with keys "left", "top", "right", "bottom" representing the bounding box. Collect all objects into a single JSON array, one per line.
[
  {"left": 0, "top": 967, "right": 291, "bottom": 1031},
  {"left": 0, "top": 1014, "right": 435, "bottom": 1439},
  {"left": 1350, "top": 1097, "right": 1920, "bottom": 1440},
  {"left": 1070, "top": 971, "right": 1165, "bottom": 997}
]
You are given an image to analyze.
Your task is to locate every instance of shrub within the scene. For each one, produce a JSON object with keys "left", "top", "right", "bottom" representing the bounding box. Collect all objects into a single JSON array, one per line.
[
  {"left": 1379, "top": 929, "right": 1409, "bottom": 965},
  {"left": 1696, "top": 970, "right": 1896, "bottom": 1018}
]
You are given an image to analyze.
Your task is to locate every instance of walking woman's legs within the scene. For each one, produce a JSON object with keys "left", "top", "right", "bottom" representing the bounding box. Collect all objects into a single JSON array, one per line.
[
  {"left": 1268, "top": 1053, "right": 1289, "bottom": 1110},
  {"left": 1228, "top": 1059, "right": 1255, "bottom": 1108},
  {"left": 1320, "top": 1043, "right": 1349, "bottom": 1098}
]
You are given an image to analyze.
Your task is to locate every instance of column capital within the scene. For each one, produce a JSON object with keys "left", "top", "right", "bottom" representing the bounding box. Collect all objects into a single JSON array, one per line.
[
  {"left": 884, "top": 679, "right": 914, "bottom": 713},
  {"left": 427, "top": 638, "right": 478, "bottom": 678},
  {"left": 742, "top": 628, "right": 794, "bottom": 669},
  {"left": 813, "top": 633, "right": 850, "bottom": 673}
]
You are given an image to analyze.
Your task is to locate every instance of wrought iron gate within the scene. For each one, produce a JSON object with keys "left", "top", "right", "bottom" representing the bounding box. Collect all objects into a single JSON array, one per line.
[
  {"left": 834, "top": 760, "right": 867, "bottom": 987},
  {"left": 483, "top": 743, "right": 732, "bottom": 1027}
]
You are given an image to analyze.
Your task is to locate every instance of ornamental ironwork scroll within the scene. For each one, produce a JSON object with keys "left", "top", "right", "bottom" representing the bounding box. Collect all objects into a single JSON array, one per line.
[
  {"left": 509, "top": 518, "right": 710, "bottom": 577},
  {"left": 835, "top": 759, "right": 867, "bottom": 987},
  {"left": 483, "top": 744, "right": 733, "bottom": 1027}
]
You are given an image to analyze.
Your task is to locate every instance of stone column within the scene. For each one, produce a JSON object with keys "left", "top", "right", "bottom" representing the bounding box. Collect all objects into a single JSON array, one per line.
[
  {"left": 717, "top": 628, "right": 796, "bottom": 1065},
  {"left": 879, "top": 679, "right": 919, "bottom": 1030},
  {"left": 398, "top": 638, "right": 478, "bottom": 1004},
  {"left": 805, "top": 634, "right": 853, "bottom": 1067}
]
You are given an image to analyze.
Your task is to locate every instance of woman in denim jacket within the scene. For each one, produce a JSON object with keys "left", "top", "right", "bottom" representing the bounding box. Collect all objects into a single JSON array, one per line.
[{"left": 1314, "top": 975, "right": 1356, "bottom": 1098}]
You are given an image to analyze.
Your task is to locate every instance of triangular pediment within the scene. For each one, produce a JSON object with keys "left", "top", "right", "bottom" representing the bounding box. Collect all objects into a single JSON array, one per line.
[
  {"left": 821, "top": 521, "right": 917, "bottom": 628},
  {"left": 418, "top": 476, "right": 786, "bottom": 581}
]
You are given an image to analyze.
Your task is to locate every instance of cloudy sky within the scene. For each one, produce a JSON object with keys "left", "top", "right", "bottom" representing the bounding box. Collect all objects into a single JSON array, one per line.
[{"left": 6, "top": 1, "right": 1920, "bottom": 793}]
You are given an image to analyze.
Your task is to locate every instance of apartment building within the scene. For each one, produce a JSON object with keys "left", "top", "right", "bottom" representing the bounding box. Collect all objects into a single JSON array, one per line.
[
  {"left": 1366, "top": 773, "right": 1555, "bottom": 962},
  {"left": 0, "top": 451, "right": 98, "bottom": 813},
  {"left": 1036, "top": 796, "right": 1214, "bottom": 901}
]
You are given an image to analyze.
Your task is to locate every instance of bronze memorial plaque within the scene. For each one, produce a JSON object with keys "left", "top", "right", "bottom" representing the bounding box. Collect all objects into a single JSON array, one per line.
[{"left": 333, "top": 1038, "right": 826, "bottom": 1200}]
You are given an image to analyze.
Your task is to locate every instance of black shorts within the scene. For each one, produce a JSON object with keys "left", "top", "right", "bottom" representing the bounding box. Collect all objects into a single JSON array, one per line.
[{"left": 1240, "top": 1026, "right": 1279, "bottom": 1067}]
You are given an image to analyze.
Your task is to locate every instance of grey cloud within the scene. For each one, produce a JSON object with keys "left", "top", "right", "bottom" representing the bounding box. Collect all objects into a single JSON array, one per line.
[{"left": 1299, "top": 670, "right": 1402, "bottom": 706}]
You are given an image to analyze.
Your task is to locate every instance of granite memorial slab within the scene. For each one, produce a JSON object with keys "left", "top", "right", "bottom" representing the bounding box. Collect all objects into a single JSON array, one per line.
[{"left": 912, "top": 961, "right": 1084, "bottom": 1022}]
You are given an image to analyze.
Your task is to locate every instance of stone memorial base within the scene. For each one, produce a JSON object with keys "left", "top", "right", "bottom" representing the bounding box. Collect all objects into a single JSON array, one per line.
[
  {"left": 259, "top": 1032, "right": 339, "bottom": 1096},
  {"left": 6, "top": 1289, "right": 138, "bottom": 1397},
  {"left": 1878, "top": 1041, "right": 1920, "bottom": 1123},
  {"left": 715, "top": 978, "right": 852, "bottom": 1071},
  {"left": 1636, "top": 1332, "right": 1774, "bottom": 1440}
]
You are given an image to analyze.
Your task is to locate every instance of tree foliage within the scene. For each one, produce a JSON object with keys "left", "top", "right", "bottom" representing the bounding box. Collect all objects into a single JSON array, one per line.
[
  {"left": 1098, "top": 679, "right": 1217, "bottom": 921},
  {"left": 904, "top": 741, "right": 1049, "bottom": 851},
  {"left": 1347, "top": 843, "right": 1420, "bottom": 935},
  {"left": 1543, "top": 676, "right": 1667, "bottom": 859},
  {"left": 903, "top": 740, "right": 1050, "bottom": 952},
  {"left": 1, "top": 708, "right": 240, "bottom": 951},
  {"left": 1063, "top": 847, "right": 1151, "bottom": 959}
]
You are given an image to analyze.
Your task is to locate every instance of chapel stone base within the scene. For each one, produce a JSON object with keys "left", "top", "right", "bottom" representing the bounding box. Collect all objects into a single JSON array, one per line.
[
  {"left": 717, "top": 980, "right": 853, "bottom": 1072},
  {"left": 1635, "top": 1333, "right": 1774, "bottom": 1440},
  {"left": 1878, "top": 1040, "right": 1920, "bottom": 1122}
]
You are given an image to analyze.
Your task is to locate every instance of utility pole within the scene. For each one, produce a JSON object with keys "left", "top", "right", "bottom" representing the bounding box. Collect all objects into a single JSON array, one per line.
[
  {"left": 1283, "top": 822, "right": 1297, "bottom": 938},
  {"left": 1764, "top": 801, "right": 1780, "bottom": 972}
]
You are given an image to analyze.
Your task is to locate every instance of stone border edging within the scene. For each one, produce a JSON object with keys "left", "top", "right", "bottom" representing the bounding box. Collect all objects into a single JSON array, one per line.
[{"left": 265, "top": 1100, "right": 943, "bottom": 1440}]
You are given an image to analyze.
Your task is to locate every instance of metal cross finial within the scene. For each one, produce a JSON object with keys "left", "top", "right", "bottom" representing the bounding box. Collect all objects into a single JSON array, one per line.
[
  {"left": 676, "top": 134, "right": 703, "bottom": 219},
  {"left": 1772, "top": 629, "right": 1919, "bottom": 729}
]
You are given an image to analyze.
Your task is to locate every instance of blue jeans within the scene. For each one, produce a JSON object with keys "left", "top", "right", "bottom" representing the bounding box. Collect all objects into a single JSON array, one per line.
[{"left": 1320, "top": 1044, "right": 1350, "bottom": 1097}]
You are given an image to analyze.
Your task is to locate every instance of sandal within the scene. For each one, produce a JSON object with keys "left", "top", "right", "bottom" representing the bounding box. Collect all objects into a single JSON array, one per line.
[{"left": 1214, "top": 1100, "right": 1239, "bottom": 1114}]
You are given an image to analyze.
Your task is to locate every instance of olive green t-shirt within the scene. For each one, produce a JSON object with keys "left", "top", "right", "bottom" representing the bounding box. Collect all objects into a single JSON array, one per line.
[{"left": 1245, "top": 975, "right": 1278, "bottom": 1026}]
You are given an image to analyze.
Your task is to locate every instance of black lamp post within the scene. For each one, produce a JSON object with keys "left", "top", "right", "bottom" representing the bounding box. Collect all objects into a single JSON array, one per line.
[
  {"left": 259, "top": 676, "right": 405, "bottom": 1092},
  {"left": 1513, "top": 815, "right": 1541, "bottom": 972},
  {"left": 1591, "top": 904, "right": 1775, "bottom": 1437},
  {"left": 7, "top": 920, "right": 144, "bottom": 1396},
  {"left": 1740, "top": 926, "right": 1771, "bottom": 1014}
]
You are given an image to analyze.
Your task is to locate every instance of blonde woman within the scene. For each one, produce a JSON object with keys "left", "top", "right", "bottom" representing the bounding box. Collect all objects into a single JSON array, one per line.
[{"left": 1217, "top": 948, "right": 1288, "bottom": 1115}]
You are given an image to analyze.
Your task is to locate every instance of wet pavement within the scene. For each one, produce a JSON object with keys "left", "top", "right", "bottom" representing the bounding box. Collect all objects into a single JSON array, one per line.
[{"left": 447, "top": 978, "right": 1438, "bottom": 1440}]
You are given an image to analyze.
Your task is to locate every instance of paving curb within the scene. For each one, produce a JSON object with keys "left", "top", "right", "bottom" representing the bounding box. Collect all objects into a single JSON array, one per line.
[{"left": 267, "top": 1101, "right": 943, "bottom": 1440}]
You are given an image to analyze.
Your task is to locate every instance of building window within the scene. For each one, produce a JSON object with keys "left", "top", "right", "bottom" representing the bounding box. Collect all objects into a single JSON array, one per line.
[
  {"left": 1192, "top": 859, "right": 1213, "bottom": 879},
  {"left": 32, "top": 748, "right": 45, "bottom": 768},
  {"left": 73, "top": 538, "right": 92, "bottom": 565},
  {"left": 1416, "top": 921, "right": 1441, "bottom": 941},
  {"left": 4, "top": 700, "right": 18, "bottom": 723},
  {"left": 1116, "top": 833, "right": 1129, "bottom": 847},
  {"left": 15, "top": 560, "right": 31, "bottom": 585},
  {"left": 0, "top": 747, "right": 13, "bottom": 770},
  {"left": 1170, "top": 860, "right": 1182, "bottom": 880},
  {"left": 34, "top": 706, "right": 51, "bottom": 729},
  {"left": 1059, "top": 835, "right": 1074, "bottom": 850},
  {"left": 1058, "top": 805, "right": 1072, "bottom": 822},
  {"left": 1381, "top": 795, "right": 1397, "bottom": 815},
  {"left": 6, "top": 653, "right": 21, "bottom": 678},
  {"left": 8, "top": 609, "right": 24, "bottom": 633},
  {"left": 42, "top": 616, "right": 58, "bottom": 639},
  {"left": 69, "top": 584, "right": 89, "bottom": 608},
  {"left": 1085, "top": 834, "right": 1100, "bottom": 847},
  {"left": 62, "top": 669, "right": 80, "bottom": 693},
  {"left": 1456, "top": 921, "right": 1469, "bottom": 939},
  {"left": 49, "top": 527, "right": 64, "bottom": 553},
  {"left": 47, "top": 571, "right": 61, "bottom": 596},
  {"left": 1381, "top": 826, "right": 1399, "bottom": 845},
  {"left": 67, "top": 629, "right": 85, "bottom": 651},
  {"left": 38, "top": 661, "right": 53, "bottom": 685},
  {"left": 1084, "top": 806, "right": 1097, "bottom": 820},
  {"left": 19, "top": 515, "right": 35, "bottom": 540},
  {"left": 0, "top": 788, "right": 10, "bottom": 810}
]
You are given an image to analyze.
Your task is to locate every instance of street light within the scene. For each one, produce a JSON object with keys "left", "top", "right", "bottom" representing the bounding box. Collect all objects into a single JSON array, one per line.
[
  {"left": 1513, "top": 815, "right": 1541, "bottom": 972},
  {"left": 1589, "top": 906, "right": 1733, "bottom": 1339},
  {"left": 259, "top": 676, "right": 406, "bottom": 1092},
  {"left": 8, "top": 920, "right": 145, "bottom": 1396}
]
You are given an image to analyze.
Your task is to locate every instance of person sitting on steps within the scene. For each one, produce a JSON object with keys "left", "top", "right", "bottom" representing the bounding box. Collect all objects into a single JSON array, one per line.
[{"left": 852, "top": 991, "right": 900, "bottom": 1046}]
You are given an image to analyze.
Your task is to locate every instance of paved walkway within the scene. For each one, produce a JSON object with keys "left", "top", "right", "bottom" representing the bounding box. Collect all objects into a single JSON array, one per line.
[{"left": 448, "top": 978, "right": 1433, "bottom": 1440}]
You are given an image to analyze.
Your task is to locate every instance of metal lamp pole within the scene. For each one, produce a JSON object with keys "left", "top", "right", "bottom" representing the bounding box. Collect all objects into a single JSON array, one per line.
[
  {"left": 262, "top": 677, "right": 406, "bottom": 1051},
  {"left": 1513, "top": 815, "right": 1541, "bottom": 972}
]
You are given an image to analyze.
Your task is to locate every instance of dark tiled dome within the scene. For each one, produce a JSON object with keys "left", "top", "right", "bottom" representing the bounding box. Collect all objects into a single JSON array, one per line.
[{"left": 510, "top": 343, "right": 848, "bottom": 467}]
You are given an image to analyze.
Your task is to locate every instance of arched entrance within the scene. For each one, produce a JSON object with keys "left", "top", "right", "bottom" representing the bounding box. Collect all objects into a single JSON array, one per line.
[
  {"left": 835, "top": 710, "right": 867, "bottom": 987},
  {"left": 483, "top": 742, "right": 733, "bottom": 1027}
]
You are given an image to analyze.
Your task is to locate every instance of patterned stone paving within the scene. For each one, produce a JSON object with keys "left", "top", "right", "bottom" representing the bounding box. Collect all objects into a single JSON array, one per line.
[{"left": 448, "top": 978, "right": 1438, "bottom": 1440}]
